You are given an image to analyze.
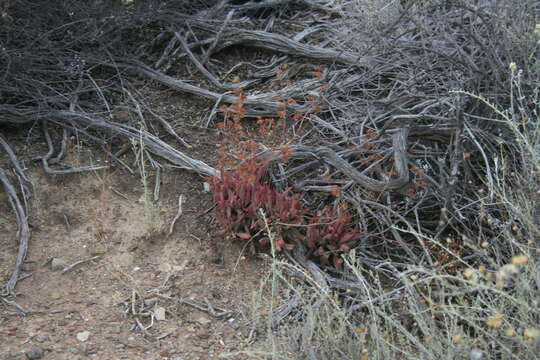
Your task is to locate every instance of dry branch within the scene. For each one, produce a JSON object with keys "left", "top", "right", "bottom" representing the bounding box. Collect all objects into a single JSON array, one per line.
[
  {"left": 0, "top": 169, "right": 30, "bottom": 297},
  {"left": 317, "top": 128, "right": 410, "bottom": 192},
  {"left": 209, "top": 28, "right": 370, "bottom": 67}
]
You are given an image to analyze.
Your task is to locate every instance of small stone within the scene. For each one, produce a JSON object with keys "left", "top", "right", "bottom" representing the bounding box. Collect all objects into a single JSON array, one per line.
[
  {"left": 51, "top": 258, "right": 69, "bottom": 271},
  {"left": 25, "top": 345, "right": 44, "bottom": 359},
  {"left": 144, "top": 297, "right": 158, "bottom": 307},
  {"left": 76, "top": 331, "right": 90, "bottom": 342},
  {"left": 51, "top": 292, "right": 62, "bottom": 300},
  {"left": 154, "top": 306, "right": 166, "bottom": 321},
  {"left": 227, "top": 318, "right": 240, "bottom": 330}
]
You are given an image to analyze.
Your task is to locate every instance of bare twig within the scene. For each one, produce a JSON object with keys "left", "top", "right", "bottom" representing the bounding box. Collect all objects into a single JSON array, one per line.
[
  {"left": 61, "top": 256, "right": 101, "bottom": 274},
  {"left": 169, "top": 194, "right": 185, "bottom": 235},
  {"left": 0, "top": 169, "right": 30, "bottom": 297}
]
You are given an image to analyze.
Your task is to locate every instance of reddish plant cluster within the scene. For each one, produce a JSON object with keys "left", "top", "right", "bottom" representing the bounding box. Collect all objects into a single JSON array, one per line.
[
  {"left": 303, "top": 205, "right": 359, "bottom": 268},
  {"left": 209, "top": 65, "right": 361, "bottom": 267},
  {"left": 209, "top": 160, "right": 362, "bottom": 268}
]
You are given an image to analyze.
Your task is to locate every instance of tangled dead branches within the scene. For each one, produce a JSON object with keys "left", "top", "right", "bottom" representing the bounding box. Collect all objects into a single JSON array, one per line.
[{"left": 0, "top": 0, "right": 538, "bottom": 302}]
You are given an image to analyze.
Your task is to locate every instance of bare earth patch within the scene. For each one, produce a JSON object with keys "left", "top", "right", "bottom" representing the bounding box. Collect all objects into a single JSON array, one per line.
[{"left": 0, "top": 162, "right": 266, "bottom": 360}]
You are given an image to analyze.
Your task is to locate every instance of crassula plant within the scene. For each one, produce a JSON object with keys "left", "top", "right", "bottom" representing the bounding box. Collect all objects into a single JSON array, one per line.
[{"left": 208, "top": 160, "right": 361, "bottom": 268}]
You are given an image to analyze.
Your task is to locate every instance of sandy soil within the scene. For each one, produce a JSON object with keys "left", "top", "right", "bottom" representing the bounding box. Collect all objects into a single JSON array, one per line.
[{"left": 0, "top": 136, "right": 267, "bottom": 360}]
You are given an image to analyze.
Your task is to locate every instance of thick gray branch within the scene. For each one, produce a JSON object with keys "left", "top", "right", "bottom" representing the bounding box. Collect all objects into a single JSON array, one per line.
[
  {"left": 317, "top": 128, "right": 410, "bottom": 192},
  {"left": 0, "top": 169, "right": 30, "bottom": 297}
]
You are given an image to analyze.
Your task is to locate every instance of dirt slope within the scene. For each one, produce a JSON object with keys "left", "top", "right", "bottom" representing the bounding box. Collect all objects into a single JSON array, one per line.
[{"left": 0, "top": 155, "right": 266, "bottom": 360}]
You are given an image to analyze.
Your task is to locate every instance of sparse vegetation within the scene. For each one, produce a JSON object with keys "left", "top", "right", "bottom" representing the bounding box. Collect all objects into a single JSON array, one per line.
[
  {"left": 1, "top": 0, "right": 538, "bottom": 359},
  {"left": 212, "top": 1, "right": 540, "bottom": 359},
  {"left": 209, "top": 159, "right": 361, "bottom": 267}
]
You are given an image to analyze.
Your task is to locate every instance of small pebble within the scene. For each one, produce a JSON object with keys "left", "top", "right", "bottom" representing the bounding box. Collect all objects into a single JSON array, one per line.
[
  {"left": 144, "top": 297, "right": 158, "bottom": 307},
  {"left": 25, "top": 345, "right": 44, "bottom": 360},
  {"left": 76, "top": 331, "right": 90, "bottom": 342},
  {"left": 154, "top": 306, "right": 166, "bottom": 321},
  {"left": 51, "top": 258, "right": 69, "bottom": 271},
  {"left": 227, "top": 318, "right": 240, "bottom": 330}
]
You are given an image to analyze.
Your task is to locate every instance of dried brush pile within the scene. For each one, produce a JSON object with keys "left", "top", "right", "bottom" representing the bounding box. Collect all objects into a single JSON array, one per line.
[{"left": 1, "top": 0, "right": 539, "bottom": 357}]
